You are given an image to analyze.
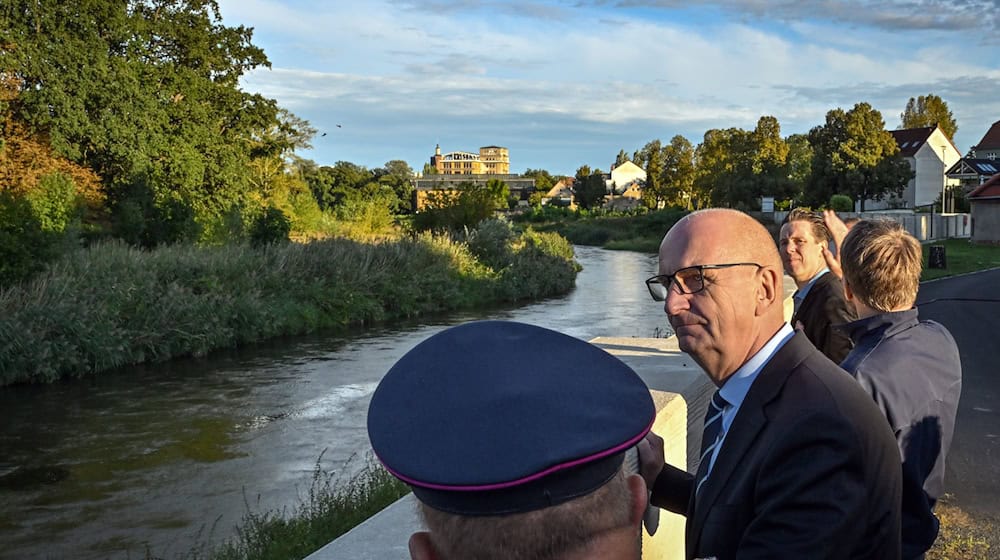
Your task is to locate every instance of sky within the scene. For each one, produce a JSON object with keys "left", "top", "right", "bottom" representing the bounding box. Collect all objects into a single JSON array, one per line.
[{"left": 216, "top": 0, "right": 1000, "bottom": 177}]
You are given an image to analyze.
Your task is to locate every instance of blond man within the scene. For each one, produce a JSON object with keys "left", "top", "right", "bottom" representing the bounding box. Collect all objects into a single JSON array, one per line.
[{"left": 838, "top": 219, "right": 962, "bottom": 560}]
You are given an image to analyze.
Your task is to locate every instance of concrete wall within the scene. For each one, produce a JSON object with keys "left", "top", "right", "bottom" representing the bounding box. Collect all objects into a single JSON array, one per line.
[
  {"left": 772, "top": 210, "right": 971, "bottom": 241},
  {"left": 971, "top": 200, "right": 1000, "bottom": 243}
]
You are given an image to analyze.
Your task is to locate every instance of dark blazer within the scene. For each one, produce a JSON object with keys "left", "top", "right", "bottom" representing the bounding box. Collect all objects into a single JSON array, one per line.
[
  {"left": 651, "top": 332, "right": 902, "bottom": 560},
  {"left": 792, "top": 271, "right": 856, "bottom": 363}
]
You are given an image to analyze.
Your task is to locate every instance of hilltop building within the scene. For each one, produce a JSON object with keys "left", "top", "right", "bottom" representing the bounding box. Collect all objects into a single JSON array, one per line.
[
  {"left": 429, "top": 145, "right": 510, "bottom": 175},
  {"left": 415, "top": 144, "right": 531, "bottom": 211}
]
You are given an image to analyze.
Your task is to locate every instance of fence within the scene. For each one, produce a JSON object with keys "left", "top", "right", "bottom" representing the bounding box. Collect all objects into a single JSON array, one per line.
[{"left": 770, "top": 211, "right": 971, "bottom": 242}]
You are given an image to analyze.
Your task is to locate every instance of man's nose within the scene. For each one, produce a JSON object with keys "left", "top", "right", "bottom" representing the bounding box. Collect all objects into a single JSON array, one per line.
[{"left": 664, "top": 285, "right": 689, "bottom": 316}]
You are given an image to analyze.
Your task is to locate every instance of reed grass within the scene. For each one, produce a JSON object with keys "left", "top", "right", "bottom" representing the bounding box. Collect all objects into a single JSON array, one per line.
[{"left": 0, "top": 230, "right": 577, "bottom": 385}]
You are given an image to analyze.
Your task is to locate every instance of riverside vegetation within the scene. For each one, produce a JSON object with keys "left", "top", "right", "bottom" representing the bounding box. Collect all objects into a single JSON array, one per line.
[{"left": 0, "top": 218, "right": 577, "bottom": 387}]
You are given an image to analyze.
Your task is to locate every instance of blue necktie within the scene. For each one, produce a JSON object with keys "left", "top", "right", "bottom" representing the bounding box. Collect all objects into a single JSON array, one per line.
[{"left": 695, "top": 390, "right": 727, "bottom": 496}]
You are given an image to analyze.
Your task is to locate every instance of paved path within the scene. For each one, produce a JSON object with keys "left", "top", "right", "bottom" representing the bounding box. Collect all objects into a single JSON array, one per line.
[{"left": 916, "top": 268, "right": 1000, "bottom": 519}]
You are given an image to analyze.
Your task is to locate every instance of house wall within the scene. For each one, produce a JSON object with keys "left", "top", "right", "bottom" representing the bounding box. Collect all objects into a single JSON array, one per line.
[
  {"left": 865, "top": 128, "right": 960, "bottom": 210},
  {"left": 971, "top": 201, "right": 1000, "bottom": 243},
  {"left": 609, "top": 162, "right": 646, "bottom": 192}
]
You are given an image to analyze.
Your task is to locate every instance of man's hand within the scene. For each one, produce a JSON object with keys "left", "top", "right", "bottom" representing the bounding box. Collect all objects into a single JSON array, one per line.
[
  {"left": 822, "top": 209, "right": 847, "bottom": 280},
  {"left": 823, "top": 209, "right": 849, "bottom": 249},
  {"left": 637, "top": 432, "right": 665, "bottom": 489}
]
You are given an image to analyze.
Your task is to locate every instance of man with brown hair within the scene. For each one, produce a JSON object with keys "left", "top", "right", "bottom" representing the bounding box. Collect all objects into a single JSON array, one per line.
[
  {"left": 837, "top": 218, "right": 962, "bottom": 560},
  {"left": 779, "top": 207, "right": 856, "bottom": 362},
  {"left": 641, "top": 208, "right": 901, "bottom": 559},
  {"left": 368, "top": 320, "right": 656, "bottom": 560}
]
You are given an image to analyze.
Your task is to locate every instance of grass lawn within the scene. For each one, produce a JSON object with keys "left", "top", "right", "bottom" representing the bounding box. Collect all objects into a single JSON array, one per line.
[{"left": 922, "top": 238, "right": 1000, "bottom": 281}]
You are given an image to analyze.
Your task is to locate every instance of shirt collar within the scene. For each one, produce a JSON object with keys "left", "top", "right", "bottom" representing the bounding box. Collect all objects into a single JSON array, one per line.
[
  {"left": 794, "top": 268, "right": 829, "bottom": 302},
  {"left": 720, "top": 323, "right": 796, "bottom": 412}
]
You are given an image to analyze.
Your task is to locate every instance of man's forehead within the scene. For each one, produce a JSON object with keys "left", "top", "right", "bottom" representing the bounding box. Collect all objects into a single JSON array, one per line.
[{"left": 781, "top": 220, "right": 814, "bottom": 239}]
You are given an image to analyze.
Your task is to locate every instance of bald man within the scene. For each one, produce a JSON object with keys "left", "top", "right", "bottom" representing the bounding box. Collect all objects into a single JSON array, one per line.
[{"left": 640, "top": 209, "right": 902, "bottom": 559}]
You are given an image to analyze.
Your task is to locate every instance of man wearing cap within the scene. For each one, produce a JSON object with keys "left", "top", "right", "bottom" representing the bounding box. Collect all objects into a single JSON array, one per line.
[
  {"left": 640, "top": 208, "right": 902, "bottom": 559},
  {"left": 368, "top": 320, "right": 657, "bottom": 560}
]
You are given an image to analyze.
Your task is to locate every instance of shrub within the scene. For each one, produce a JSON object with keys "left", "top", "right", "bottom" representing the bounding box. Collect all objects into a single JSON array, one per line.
[
  {"left": 249, "top": 206, "right": 292, "bottom": 246},
  {"left": 829, "top": 194, "right": 854, "bottom": 213}
]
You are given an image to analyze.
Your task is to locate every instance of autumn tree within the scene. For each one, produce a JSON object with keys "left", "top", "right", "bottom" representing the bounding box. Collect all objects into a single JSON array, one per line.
[
  {"left": 900, "top": 94, "right": 958, "bottom": 141},
  {"left": 806, "top": 103, "right": 913, "bottom": 211}
]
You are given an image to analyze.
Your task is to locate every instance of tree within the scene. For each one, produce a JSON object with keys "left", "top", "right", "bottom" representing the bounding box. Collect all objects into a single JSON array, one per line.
[
  {"left": 573, "top": 166, "right": 606, "bottom": 210},
  {"left": 2, "top": 0, "right": 283, "bottom": 242},
  {"left": 806, "top": 103, "right": 913, "bottom": 211},
  {"left": 900, "top": 94, "right": 958, "bottom": 141},
  {"left": 634, "top": 140, "right": 665, "bottom": 208},
  {"left": 522, "top": 168, "right": 556, "bottom": 204},
  {"left": 375, "top": 160, "right": 414, "bottom": 213},
  {"left": 614, "top": 149, "right": 630, "bottom": 168},
  {"left": 661, "top": 135, "right": 696, "bottom": 209},
  {"left": 413, "top": 180, "right": 508, "bottom": 232},
  {"left": 783, "top": 133, "right": 813, "bottom": 204}
]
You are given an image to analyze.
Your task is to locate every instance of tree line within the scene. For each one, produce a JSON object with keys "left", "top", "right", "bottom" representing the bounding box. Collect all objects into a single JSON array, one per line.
[{"left": 569, "top": 94, "right": 958, "bottom": 213}]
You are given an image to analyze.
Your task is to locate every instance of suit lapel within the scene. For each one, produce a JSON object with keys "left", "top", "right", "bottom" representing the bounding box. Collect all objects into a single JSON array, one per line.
[{"left": 686, "top": 333, "right": 814, "bottom": 553}]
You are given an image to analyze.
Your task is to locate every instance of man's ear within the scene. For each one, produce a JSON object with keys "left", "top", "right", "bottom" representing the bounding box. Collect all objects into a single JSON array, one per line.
[
  {"left": 626, "top": 473, "right": 648, "bottom": 528},
  {"left": 755, "top": 267, "right": 779, "bottom": 316},
  {"left": 409, "top": 531, "right": 440, "bottom": 560},
  {"left": 843, "top": 277, "right": 855, "bottom": 303}
]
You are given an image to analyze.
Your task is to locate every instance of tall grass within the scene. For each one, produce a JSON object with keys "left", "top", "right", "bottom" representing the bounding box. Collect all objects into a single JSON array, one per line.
[
  {"left": 0, "top": 230, "right": 578, "bottom": 385},
  {"left": 181, "top": 455, "right": 409, "bottom": 560}
]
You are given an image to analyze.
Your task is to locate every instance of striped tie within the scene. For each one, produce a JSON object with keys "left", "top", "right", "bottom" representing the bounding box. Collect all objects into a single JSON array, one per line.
[{"left": 695, "top": 390, "right": 727, "bottom": 496}]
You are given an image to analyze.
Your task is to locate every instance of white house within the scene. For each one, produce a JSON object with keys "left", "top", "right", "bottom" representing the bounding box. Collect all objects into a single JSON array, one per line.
[
  {"left": 605, "top": 161, "right": 646, "bottom": 195},
  {"left": 862, "top": 125, "right": 961, "bottom": 211}
]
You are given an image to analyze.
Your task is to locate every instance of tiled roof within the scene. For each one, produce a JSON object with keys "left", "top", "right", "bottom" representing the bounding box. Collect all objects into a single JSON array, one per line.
[
  {"left": 969, "top": 173, "right": 1000, "bottom": 199},
  {"left": 973, "top": 120, "right": 1000, "bottom": 151},
  {"left": 890, "top": 126, "right": 936, "bottom": 157}
]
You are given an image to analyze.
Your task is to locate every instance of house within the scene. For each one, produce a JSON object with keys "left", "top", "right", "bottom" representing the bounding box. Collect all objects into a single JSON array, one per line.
[
  {"left": 542, "top": 178, "right": 576, "bottom": 208},
  {"left": 970, "top": 120, "right": 1000, "bottom": 161},
  {"left": 603, "top": 160, "right": 647, "bottom": 210},
  {"left": 862, "top": 126, "right": 961, "bottom": 211},
  {"left": 968, "top": 172, "right": 1000, "bottom": 243},
  {"left": 605, "top": 161, "right": 647, "bottom": 195},
  {"left": 945, "top": 158, "right": 1000, "bottom": 191}
]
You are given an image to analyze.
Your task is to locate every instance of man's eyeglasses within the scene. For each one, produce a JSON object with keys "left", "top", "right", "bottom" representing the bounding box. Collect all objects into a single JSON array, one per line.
[{"left": 645, "top": 263, "right": 762, "bottom": 301}]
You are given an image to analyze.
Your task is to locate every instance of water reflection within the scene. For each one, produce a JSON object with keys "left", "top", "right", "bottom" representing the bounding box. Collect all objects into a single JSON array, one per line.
[{"left": 0, "top": 246, "right": 670, "bottom": 559}]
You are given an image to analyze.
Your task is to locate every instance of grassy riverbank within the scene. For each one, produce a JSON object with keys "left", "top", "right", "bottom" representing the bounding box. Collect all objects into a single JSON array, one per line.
[
  {"left": 180, "top": 457, "right": 408, "bottom": 560},
  {"left": 0, "top": 222, "right": 577, "bottom": 386}
]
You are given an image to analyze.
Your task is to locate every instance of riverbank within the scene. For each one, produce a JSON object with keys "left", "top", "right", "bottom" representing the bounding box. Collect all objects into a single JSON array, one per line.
[{"left": 0, "top": 223, "right": 577, "bottom": 386}]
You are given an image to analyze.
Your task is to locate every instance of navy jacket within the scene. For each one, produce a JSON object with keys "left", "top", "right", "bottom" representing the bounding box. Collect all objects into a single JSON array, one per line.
[
  {"left": 792, "top": 271, "right": 856, "bottom": 364},
  {"left": 840, "top": 309, "right": 962, "bottom": 560},
  {"left": 652, "top": 332, "right": 902, "bottom": 560}
]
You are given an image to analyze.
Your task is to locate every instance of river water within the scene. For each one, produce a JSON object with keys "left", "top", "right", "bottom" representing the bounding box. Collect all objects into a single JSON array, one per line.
[{"left": 0, "top": 246, "right": 670, "bottom": 560}]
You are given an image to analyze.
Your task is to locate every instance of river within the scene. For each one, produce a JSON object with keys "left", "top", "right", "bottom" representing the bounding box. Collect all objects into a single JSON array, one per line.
[{"left": 0, "top": 246, "right": 670, "bottom": 559}]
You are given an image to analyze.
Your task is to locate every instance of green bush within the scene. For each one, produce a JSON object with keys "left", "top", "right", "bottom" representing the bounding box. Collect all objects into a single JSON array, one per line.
[
  {"left": 249, "top": 206, "right": 292, "bottom": 246},
  {"left": 464, "top": 217, "right": 516, "bottom": 269},
  {"left": 829, "top": 194, "right": 854, "bottom": 212}
]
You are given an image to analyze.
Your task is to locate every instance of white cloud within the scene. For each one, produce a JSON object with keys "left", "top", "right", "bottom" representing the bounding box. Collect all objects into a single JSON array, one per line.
[{"left": 221, "top": 0, "right": 1000, "bottom": 173}]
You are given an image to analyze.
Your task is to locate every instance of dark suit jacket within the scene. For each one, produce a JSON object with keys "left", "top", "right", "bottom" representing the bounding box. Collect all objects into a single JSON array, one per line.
[
  {"left": 792, "top": 271, "right": 856, "bottom": 363},
  {"left": 651, "top": 332, "right": 902, "bottom": 560}
]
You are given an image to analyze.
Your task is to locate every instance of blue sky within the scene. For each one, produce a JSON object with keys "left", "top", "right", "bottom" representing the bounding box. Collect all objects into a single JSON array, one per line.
[{"left": 217, "top": 0, "right": 1000, "bottom": 177}]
